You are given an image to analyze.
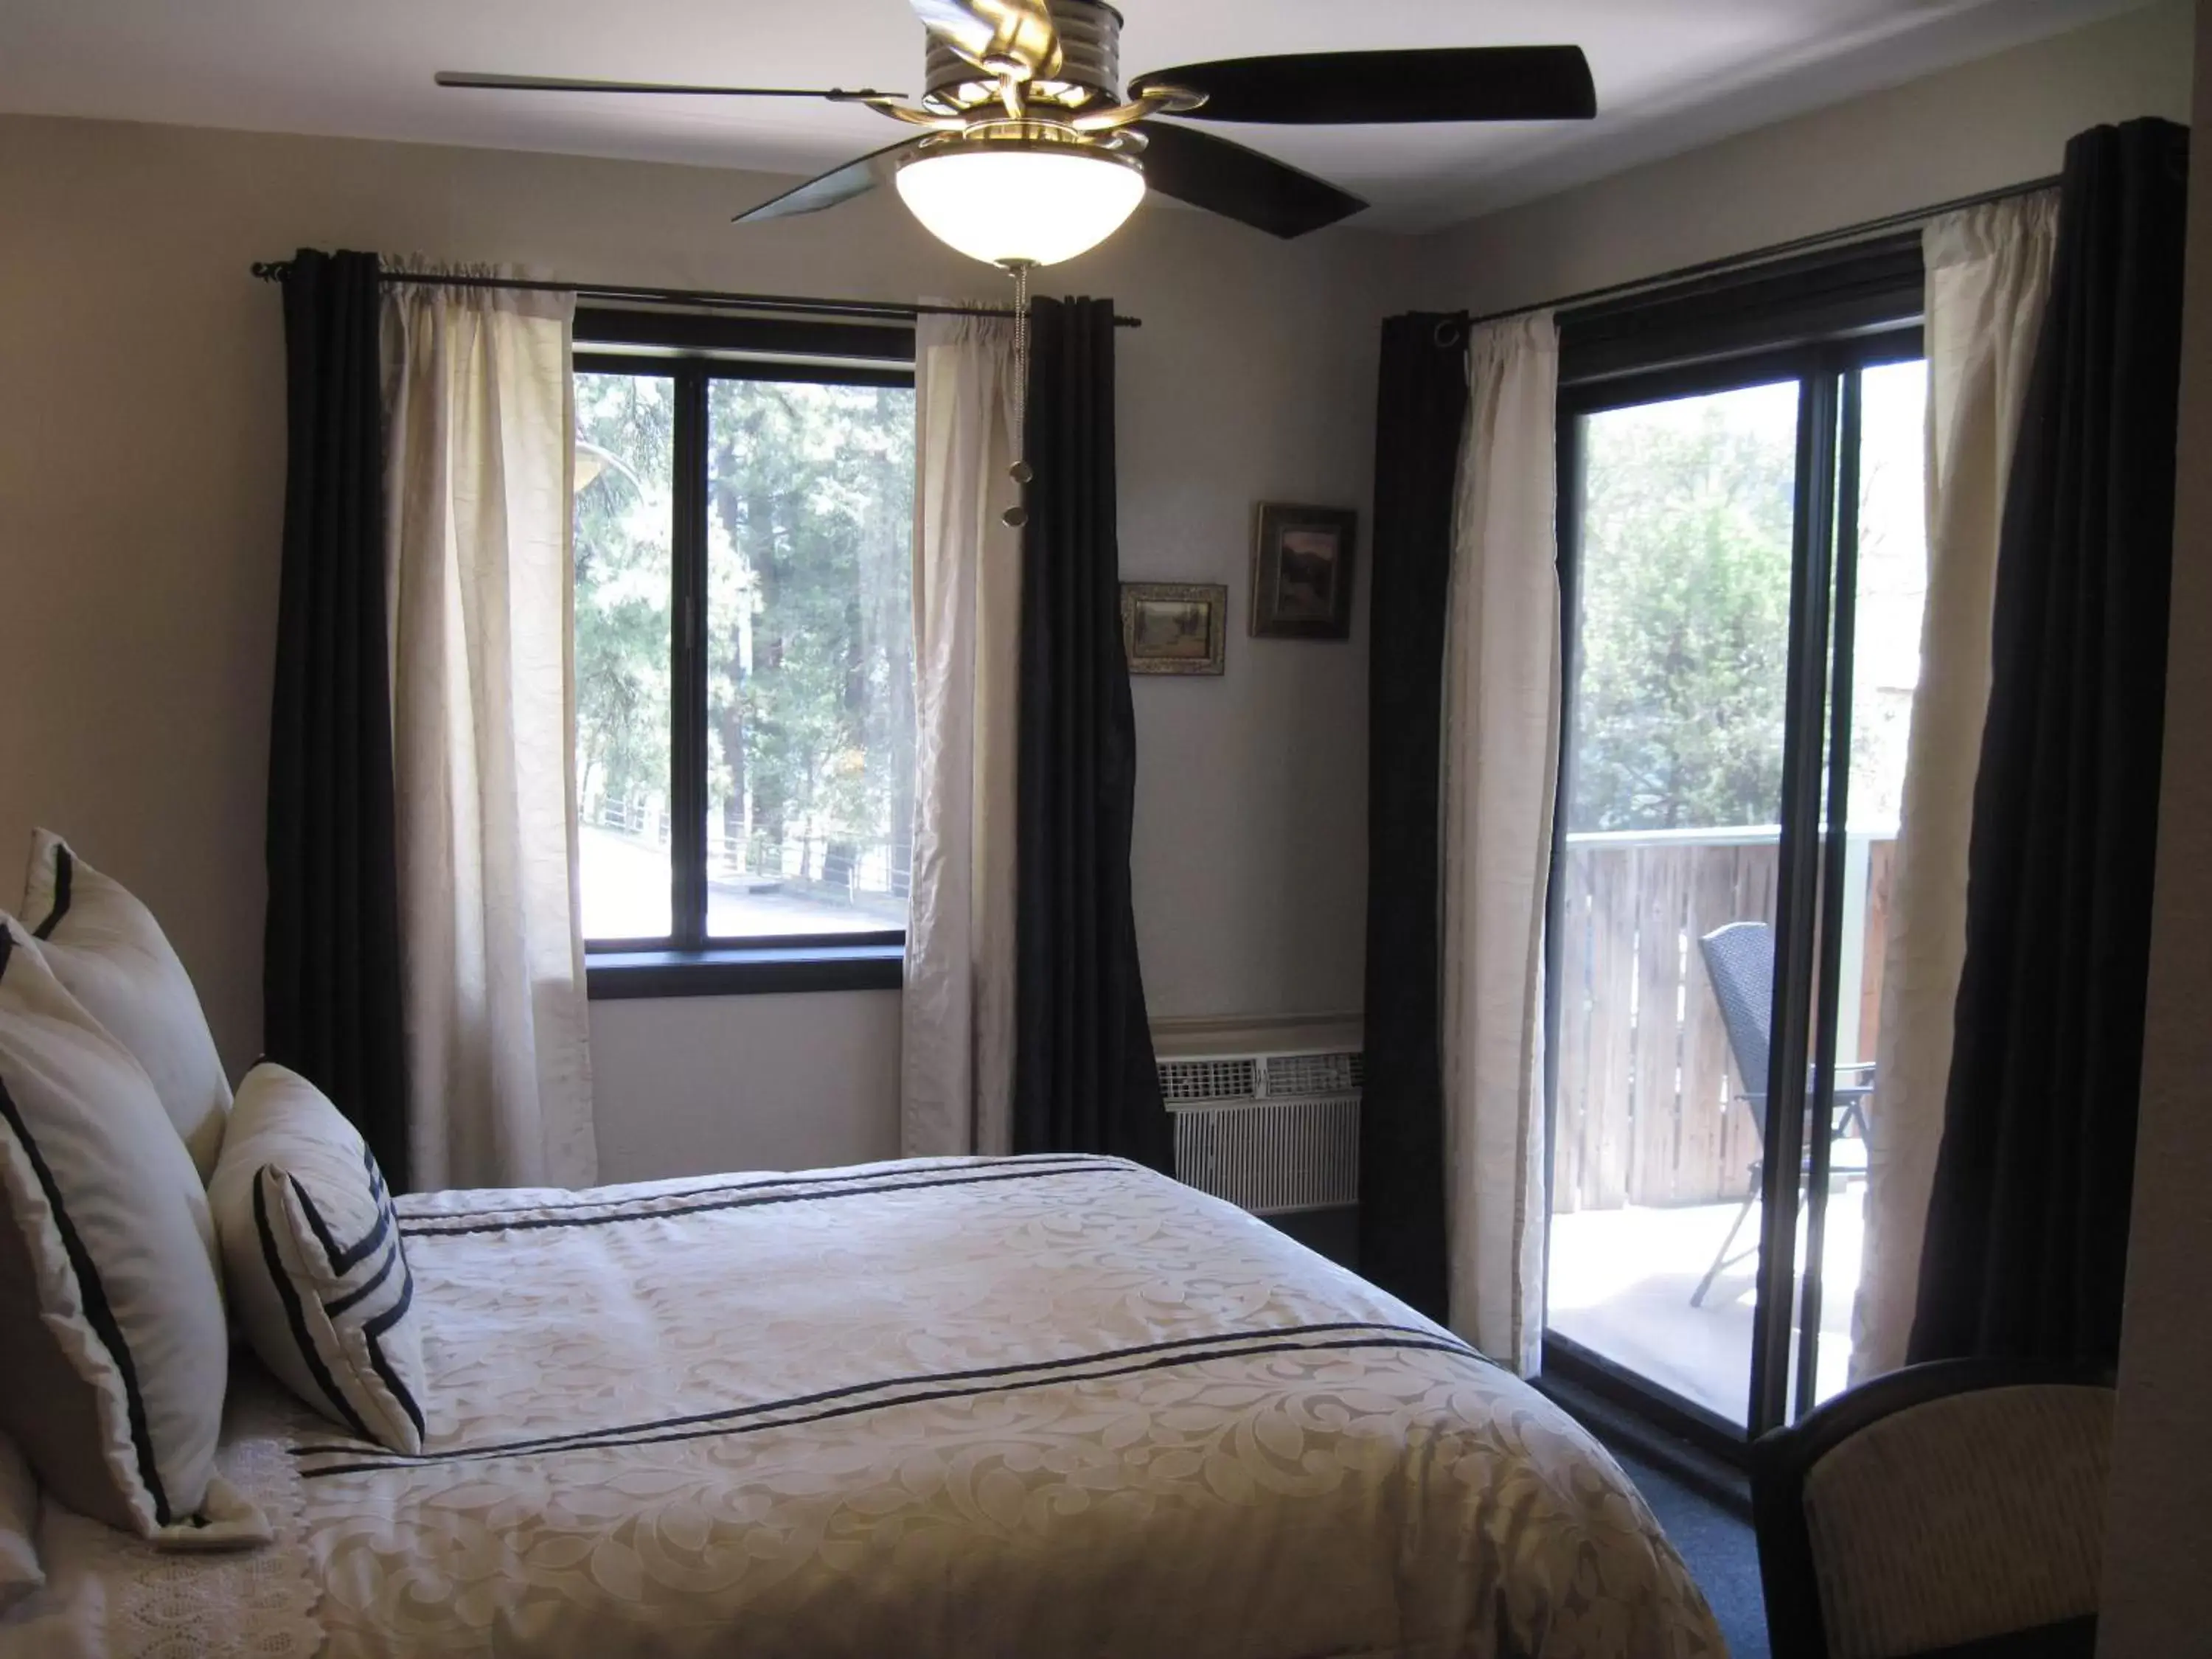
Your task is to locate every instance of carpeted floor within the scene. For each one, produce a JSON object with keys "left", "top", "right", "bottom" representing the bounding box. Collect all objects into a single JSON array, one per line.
[{"left": 1612, "top": 1450, "right": 1769, "bottom": 1659}]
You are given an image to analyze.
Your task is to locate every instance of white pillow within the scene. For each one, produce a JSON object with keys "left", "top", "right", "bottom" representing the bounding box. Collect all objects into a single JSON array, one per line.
[
  {"left": 209, "top": 1063, "right": 426, "bottom": 1454},
  {"left": 0, "top": 1432, "right": 39, "bottom": 1611},
  {"left": 22, "top": 832, "right": 232, "bottom": 1182},
  {"left": 0, "top": 915, "right": 227, "bottom": 1537}
]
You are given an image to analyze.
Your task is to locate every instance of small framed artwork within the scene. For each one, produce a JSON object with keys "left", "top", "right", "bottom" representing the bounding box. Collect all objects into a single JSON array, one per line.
[
  {"left": 1121, "top": 582, "right": 1227, "bottom": 676},
  {"left": 1251, "top": 502, "right": 1358, "bottom": 639}
]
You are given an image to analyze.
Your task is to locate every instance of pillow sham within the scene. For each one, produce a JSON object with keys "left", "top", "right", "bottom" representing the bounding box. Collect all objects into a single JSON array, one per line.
[
  {"left": 209, "top": 1062, "right": 425, "bottom": 1454},
  {"left": 0, "top": 914, "right": 227, "bottom": 1538},
  {"left": 22, "top": 832, "right": 232, "bottom": 1182},
  {"left": 0, "top": 1431, "right": 39, "bottom": 1611}
]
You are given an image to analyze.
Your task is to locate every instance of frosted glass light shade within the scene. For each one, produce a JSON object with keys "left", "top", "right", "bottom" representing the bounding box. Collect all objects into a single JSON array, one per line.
[{"left": 895, "top": 142, "right": 1144, "bottom": 268}]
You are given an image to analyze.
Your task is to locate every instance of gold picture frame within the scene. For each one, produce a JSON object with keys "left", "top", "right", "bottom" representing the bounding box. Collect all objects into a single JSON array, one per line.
[
  {"left": 1250, "top": 502, "right": 1358, "bottom": 639},
  {"left": 1120, "top": 582, "right": 1227, "bottom": 676}
]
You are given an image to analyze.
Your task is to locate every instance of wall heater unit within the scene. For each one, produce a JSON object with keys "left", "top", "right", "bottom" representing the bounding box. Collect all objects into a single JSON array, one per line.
[{"left": 1158, "top": 1049, "right": 1363, "bottom": 1215}]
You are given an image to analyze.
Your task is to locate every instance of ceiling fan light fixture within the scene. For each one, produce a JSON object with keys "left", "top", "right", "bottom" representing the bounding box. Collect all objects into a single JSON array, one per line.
[{"left": 895, "top": 135, "right": 1144, "bottom": 268}]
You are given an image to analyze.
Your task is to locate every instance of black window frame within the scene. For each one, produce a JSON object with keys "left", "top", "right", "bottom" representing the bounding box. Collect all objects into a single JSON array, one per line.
[
  {"left": 1540, "top": 235, "right": 1929, "bottom": 1464},
  {"left": 574, "top": 307, "right": 918, "bottom": 1000}
]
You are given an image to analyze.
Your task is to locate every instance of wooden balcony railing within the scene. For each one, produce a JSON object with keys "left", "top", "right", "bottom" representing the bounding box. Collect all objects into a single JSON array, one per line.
[{"left": 1551, "top": 826, "right": 1894, "bottom": 1213}]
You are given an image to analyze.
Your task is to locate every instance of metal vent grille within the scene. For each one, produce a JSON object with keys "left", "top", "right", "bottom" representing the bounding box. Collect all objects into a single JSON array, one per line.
[
  {"left": 1262, "top": 1051, "right": 1363, "bottom": 1098},
  {"left": 1172, "top": 1096, "right": 1360, "bottom": 1214},
  {"left": 1157, "top": 1048, "right": 1363, "bottom": 1214},
  {"left": 1157, "top": 1056, "right": 1259, "bottom": 1104}
]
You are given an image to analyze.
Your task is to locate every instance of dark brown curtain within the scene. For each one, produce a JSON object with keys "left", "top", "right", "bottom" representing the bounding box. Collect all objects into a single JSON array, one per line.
[
  {"left": 1011, "top": 296, "right": 1169, "bottom": 1167},
  {"left": 1910, "top": 121, "right": 2191, "bottom": 1364},
  {"left": 264, "top": 248, "right": 411, "bottom": 1190},
  {"left": 1356, "top": 316, "right": 1470, "bottom": 1320}
]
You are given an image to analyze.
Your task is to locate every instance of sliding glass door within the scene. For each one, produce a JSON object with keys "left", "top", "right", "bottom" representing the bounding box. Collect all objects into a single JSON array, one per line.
[
  {"left": 1545, "top": 375, "right": 1798, "bottom": 1425},
  {"left": 1543, "top": 335, "right": 1928, "bottom": 1446}
]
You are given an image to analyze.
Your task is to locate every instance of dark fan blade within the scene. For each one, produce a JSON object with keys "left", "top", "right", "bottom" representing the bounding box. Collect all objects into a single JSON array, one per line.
[
  {"left": 732, "top": 140, "right": 922, "bottom": 225},
  {"left": 1131, "top": 46, "right": 1596, "bottom": 124},
  {"left": 1134, "top": 121, "right": 1365, "bottom": 240},
  {"left": 437, "top": 71, "right": 895, "bottom": 100}
]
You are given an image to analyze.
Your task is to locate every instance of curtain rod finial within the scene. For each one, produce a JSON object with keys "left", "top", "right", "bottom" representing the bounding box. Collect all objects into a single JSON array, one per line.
[{"left": 251, "top": 260, "right": 291, "bottom": 282}]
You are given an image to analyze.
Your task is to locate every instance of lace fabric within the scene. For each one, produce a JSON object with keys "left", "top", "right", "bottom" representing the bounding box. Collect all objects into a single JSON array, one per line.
[{"left": 8, "top": 1377, "right": 323, "bottom": 1659}]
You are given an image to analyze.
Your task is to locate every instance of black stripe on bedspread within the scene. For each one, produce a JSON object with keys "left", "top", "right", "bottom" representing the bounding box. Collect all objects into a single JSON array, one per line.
[
  {"left": 400, "top": 1159, "right": 1130, "bottom": 1239},
  {"left": 294, "top": 1321, "right": 1486, "bottom": 1478},
  {"left": 399, "top": 1155, "right": 1128, "bottom": 1232}
]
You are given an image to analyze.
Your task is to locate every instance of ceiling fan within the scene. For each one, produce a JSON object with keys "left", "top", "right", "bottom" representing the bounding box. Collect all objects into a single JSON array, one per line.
[{"left": 437, "top": 0, "right": 1597, "bottom": 269}]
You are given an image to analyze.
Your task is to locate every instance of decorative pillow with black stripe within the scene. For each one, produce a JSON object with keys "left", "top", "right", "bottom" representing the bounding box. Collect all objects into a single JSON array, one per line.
[
  {"left": 22, "top": 832, "right": 232, "bottom": 1183},
  {"left": 0, "top": 913, "right": 228, "bottom": 1537},
  {"left": 209, "top": 1063, "right": 426, "bottom": 1453}
]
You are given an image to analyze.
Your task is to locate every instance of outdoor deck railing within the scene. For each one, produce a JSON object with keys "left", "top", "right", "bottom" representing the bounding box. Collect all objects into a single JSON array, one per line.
[
  {"left": 585, "top": 797, "right": 911, "bottom": 904},
  {"left": 1551, "top": 825, "right": 1895, "bottom": 1213}
]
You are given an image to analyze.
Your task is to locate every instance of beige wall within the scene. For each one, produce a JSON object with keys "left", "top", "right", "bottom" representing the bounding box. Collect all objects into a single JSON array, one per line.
[
  {"left": 2099, "top": 3, "right": 2212, "bottom": 1651},
  {"left": 1413, "top": 0, "right": 2194, "bottom": 316},
  {"left": 0, "top": 114, "right": 1412, "bottom": 1172},
  {"left": 589, "top": 992, "right": 902, "bottom": 1182}
]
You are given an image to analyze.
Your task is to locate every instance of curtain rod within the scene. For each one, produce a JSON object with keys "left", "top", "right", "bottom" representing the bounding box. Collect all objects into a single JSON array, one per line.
[
  {"left": 247, "top": 262, "right": 1141, "bottom": 329},
  {"left": 1447, "top": 173, "right": 2060, "bottom": 339}
]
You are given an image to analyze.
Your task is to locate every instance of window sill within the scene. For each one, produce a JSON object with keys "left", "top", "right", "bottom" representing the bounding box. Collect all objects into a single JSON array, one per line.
[{"left": 586, "top": 944, "right": 904, "bottom": 1001}]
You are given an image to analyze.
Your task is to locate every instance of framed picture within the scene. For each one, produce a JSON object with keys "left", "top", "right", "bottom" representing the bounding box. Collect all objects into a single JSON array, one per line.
[
  {"left": 1120, "top": 582, "right": 1227, "bottom": 676},
  {"left": 1250, "top": 503, "right": 1358, "bottom": 639}
]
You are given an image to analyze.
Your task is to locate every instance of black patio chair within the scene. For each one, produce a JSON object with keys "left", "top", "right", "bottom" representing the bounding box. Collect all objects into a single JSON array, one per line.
[{"left": 1690, "top": 921, "right": 1874, "bottom": 1308}]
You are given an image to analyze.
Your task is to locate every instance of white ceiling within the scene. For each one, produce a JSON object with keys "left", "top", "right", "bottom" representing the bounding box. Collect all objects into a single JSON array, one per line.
[{"left": 0, "top": 0, "right": 2156, "bottom": 232}]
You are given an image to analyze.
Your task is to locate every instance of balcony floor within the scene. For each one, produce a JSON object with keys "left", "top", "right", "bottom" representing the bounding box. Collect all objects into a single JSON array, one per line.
[
  {"left": 1546, "top": 1182, "right": 1865, "bottom": 1425},
  {"left": 579, "top": 824, "right": 898, "bottom": 939}
]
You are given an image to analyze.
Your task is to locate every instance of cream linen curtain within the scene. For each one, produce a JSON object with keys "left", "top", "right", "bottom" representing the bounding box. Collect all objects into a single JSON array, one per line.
[
  {"left": 901, "top": 312, "right": 1023, "bottom": 1158},
  {"left": 383, "top": 265, "right": 597, "bottom": 1192},
  {"left": 1440, "top": 313, "right": 1562, "bottom": 1376},
  {"left": 1851, "top": 193, "right": 2059, "bottom": 1380}
]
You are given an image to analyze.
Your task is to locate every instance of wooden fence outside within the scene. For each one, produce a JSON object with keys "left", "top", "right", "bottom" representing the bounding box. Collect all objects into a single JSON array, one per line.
[{"left": 1551, "top": 830, "right": 1894, "bottom": 1214}]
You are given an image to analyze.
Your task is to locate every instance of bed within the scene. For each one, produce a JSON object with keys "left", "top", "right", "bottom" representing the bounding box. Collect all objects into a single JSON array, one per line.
[{"left": 3, "top": 1152, "right": 1724, "bottom": 1658}]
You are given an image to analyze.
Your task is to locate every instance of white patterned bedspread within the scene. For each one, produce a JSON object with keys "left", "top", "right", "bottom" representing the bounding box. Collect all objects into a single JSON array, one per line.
[{"left": 18, "top": 1154, "right": 1727, "bottom": 1658}]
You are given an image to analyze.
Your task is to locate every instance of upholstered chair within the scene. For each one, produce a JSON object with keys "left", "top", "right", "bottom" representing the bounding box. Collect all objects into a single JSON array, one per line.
[{"left": 1750, "top": 1358, "right": 2113, "bottom": 1659}]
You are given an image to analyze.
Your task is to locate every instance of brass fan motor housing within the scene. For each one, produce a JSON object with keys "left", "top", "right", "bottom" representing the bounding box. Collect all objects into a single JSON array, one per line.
[{"left": 923, "top": 0, "right": 1124, "bottom": 113}]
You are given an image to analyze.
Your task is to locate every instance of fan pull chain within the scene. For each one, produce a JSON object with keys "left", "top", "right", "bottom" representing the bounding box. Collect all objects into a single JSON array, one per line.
[{"left": 1003, "top": 260, "right": 1034, "bottom": 529}]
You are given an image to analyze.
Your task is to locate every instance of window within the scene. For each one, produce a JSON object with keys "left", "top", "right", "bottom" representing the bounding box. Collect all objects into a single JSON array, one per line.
[{"left": 571, "top": 311, "right": 917, "bottom": 995}]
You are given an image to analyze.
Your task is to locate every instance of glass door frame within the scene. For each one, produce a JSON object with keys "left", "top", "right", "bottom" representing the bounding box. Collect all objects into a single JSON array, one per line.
[{"left": 1542, "top": 323, "right": 1924, "bottom": 1459}]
